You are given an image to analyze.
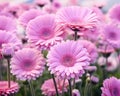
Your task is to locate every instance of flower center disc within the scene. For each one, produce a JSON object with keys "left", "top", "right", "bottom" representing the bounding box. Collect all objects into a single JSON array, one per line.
[{"left": 61, "top": 54, "right": 75, "bottom": 67}]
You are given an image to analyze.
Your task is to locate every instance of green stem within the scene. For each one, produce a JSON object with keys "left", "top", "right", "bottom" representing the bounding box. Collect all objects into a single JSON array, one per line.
[
  {"left": 68, "top": 79, "right": 72, "bottom": 96},
  {"left": 24, "top": 85, "right": 27, "bottom": 96},
  {"left": 7, "top": 58, "right": 11, "bottom": 88},
  {"left": 29, "top": 81, "right": 35, "bottom": 96},
  {"left": 84, "top": 80, "right": 89, "bottom": 96},
  {"left": 52, "top": 74, "right": 59, "bottom": 96}
]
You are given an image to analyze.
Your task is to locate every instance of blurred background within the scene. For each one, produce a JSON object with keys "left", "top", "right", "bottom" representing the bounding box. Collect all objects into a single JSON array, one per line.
[{"left": 0, "top": 0, "right": 120, "bottom": 12}]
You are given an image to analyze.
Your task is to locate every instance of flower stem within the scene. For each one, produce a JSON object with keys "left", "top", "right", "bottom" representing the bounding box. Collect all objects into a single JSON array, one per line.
[
  {"left": 29, "top": 81, "right": 35, "bottom": 96},
  {"left": 74, "top": 30, "right": 78, "bottom": 41},
  {"left": 61, "top": 78, "right": 66, "bottom": 96},
  {"left": 68, "top": 79, "right": 72, "bottom": 96},
  {"left": 0, "top": 59, "right": 3, "bottom": 80},
  {"left": 84, "top": 80, "right": 89, "bottom": 96},
  {"left": 52, "top": 74, "right": 59, "bottom": 96},
  {"left": 73, "top": 78, "right": 76, "bottom": 89},
  {"left": 7, "top": 58, "right": 11, "bottom": 88}
]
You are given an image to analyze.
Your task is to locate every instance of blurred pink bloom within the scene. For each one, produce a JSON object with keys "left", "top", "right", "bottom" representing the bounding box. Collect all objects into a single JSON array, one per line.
[
  {"left": 26, "top": 14, "right": 63, "bottom": 50},
  {"left": 47, "top": 40, "right": 90, "bottom": 79},
  {"left": 101, "top": 77, "right": 120, "bottom": 96},
  {"left": 108, "top": 4, "right": 120, "bottom": 23},
  {"left": 106, "top": 54, "right": 119, "bottom": 72},
  {"left": 41, "top": 78, "right": 68, "bottom": 96},
  {"left": 0, "top": 16, "right": 16, "bottom": 32},
  {"left": 43, "top": 1, "right": 61, "bottom": 13},
  {"left": 56, "top": 6, "right": 99, "bottom": 32},
  {"left": 78, "top": 40, "right": 98, "bottom": 63},
  {"left": 91, "top": 7, "right": 105, "bottom": 21},
  {"left": 98, "top": 53, "right": 119, "bottom": 72},
  {"left": 90, "top": 75, "right": 99, "bottom": 84},
  {"left": 10, "top": 48, "right": 45, "bottom": 81},
  {"left": 102, "top": 23, "right": 120, "bottom": 49},
  {"left": 19, "top": 9, "right": 45, "bottom": 27},
  {"left": 34, "top": 0, "right": 50, "bottom": 7},
  {"left": 0, "top": 81, "right": 19, "bottom": 96},
  {"left": 1, "top": 43, "right": 16, "bottom": 56},
  {"left": 72, "top": 89, "right": 80, "bottom": 96},
  {"left": 0, "top": 31, "right": 21, "bottom": 50}
]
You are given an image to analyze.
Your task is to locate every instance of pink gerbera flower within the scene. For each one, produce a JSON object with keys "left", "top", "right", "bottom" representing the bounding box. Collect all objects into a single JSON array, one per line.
[
  {"left": 10, "top": 48, "right": 45, "bottom": 81},
  {"left": 41, "top": 78, "right": 68, "bottom": 96},
  {"left": 26, "top": 14, "right": 63, "bottom": 50},
  {"left": 0, "top": 16, "right": 16, "bottom": 32},
  {"left": 101, "top": 77, "right": 120, "bottom": 96},
  {"left": 108, "top": 4, "right": 120, "bottom": 22},
  {"left": 78, "top": 40, "right": 98, "bottom": 64},
  {"left": 47, "top": 40, "right": 90, "bottom": 79},
  {"left": 56, "top": 6, "right": 99, "bottom": 32},
  {"left": 19, "top": 9, "right": 45, "bottom": 27},
  {"left": 0, "top": 81, "right": 19, "bottom": 96},
  {"left": 102, "top": 23, "right": 120, "bottom": 49},
  {"left": 0, "top": 30, "right": 22, "bottom": 57}
]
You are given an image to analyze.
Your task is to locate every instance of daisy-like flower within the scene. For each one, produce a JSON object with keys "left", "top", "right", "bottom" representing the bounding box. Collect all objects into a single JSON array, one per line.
[
  {"left": 0, "top": 16, "right": 16, "bottom": 32},
  {"left": 47, "top": 40, "right": 90, "bottom": 79},
  {"left": 10, "top": 48, "right": 45, "bottom": 81},
  {"left": 56, "top": 6, "right": 99, "bottom": 32},
  {"left": 41, "top": 78, "right": 68, "bottom": 96},
  {"left": 19, "top": 9, "right": 45, "bottom": 27},
  {"left": 0, "top": 30, "right": 22, "bottom": 50},
  {"left": 101, "top": 77, "right": 120, "bottom": 96},
  {"left": 26, "top": 14, "right": 63, "bottom": 50},
  {"left": 108, "top": 4, "right": 120, "bottom": 23},
  {"left": 102, "top": 23, "right": 120, "bottom": 49},
  {"left": 78, "top": 40, "right": 98, "bottom": 64},
  {"left": 0, "top": 81, "right": 19, "bottom": 96}
]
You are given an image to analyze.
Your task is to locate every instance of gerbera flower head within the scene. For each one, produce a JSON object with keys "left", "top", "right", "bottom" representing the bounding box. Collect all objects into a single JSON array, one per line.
[
  {"left": 0, "top": 16, "right": 16, "bottom": 32},
  {"left": 56, "top": 6, "right": 99, "bottom": 32},
  {"left": 78, "top": 40, "right": 98, "bottom": 64},
  {"left": 0, "top": 30, "right": 22, "bottom": 50},
  {"left": 0, "top": 81, "right": 19, "bottom": 96},
  {"left": 102, "top": 23, "right": 120, "bottom": 49},
  {"left": 10, "top": 48, "right": 45, "bottom": 81},
  {"left": 101, "top": 77, "right": 120, "bottom": 96},
  {"left": 26, "top": 14, "right": 63, "bottom": 50},
  {"left": 41, "top": 78, "right": 68, "bottom": 96},
  {"left": 47, "top": 40, "right": 90, "bottom": 79},
  {"left": 19, "top": 9, "right": 46, "bottom": 27},
  {"left": 108, "top": 4, "right": 120, "bottom": 23}
]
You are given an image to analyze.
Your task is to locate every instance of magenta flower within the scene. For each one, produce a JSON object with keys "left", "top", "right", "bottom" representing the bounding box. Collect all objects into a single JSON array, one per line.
[
  {"left": 0, "top": 81, "right": 19, "bottom": 96},
  {"left": 19, "top": 9, "right": 45, "bottom": 27},
  {"left": 26, "top": 14, "right": 63, "bottom": 50},
  {"left": 78, "top": 40, "right": 98, "bottom": 63},
  {"left": 56, "top": 6, "right": 99, "bottom": 31},
  {"left": 41, "top": 78, "right": 68, "bottom": 96},
  {"left": 0, "top": 31, "right": 21, "bottom": 50},
  {"left": 0, "top": 16, "right": 16, "bottom": 32},
  {"left": 108, "top": 4, "right": 120, "bottom": 22},
  {"left": 101, "top": 77, "right": 120, "bottom": 96},
  {"left": 10, "top": 48, "right": 45, "bottom": 81},
  {"left": 72, "top": 89, "right": 80, "bottom": 96},
  {"left": 47, "top": 40, "right": 90, "bottom": 79},
  {"left": 102, "top": 23, "right": 120, "bottom": 49}
]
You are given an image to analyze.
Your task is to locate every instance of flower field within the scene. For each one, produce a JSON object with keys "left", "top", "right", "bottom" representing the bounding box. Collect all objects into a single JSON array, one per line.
[{"left": 0, "top": 0, "right": 120, "bottom": 96}]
